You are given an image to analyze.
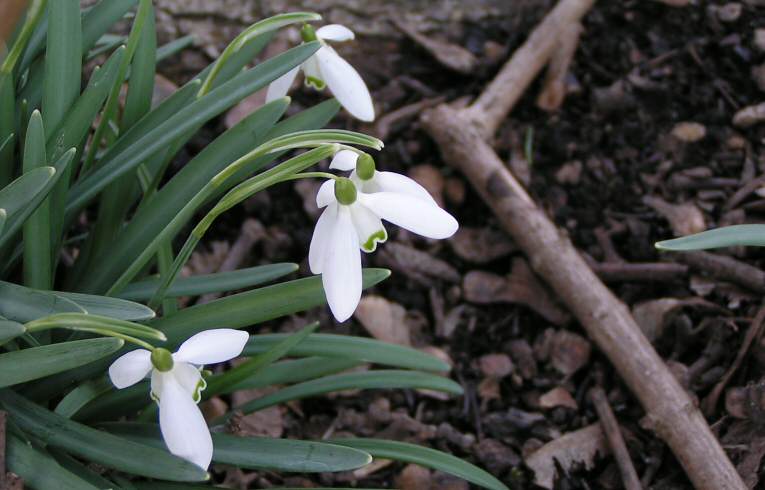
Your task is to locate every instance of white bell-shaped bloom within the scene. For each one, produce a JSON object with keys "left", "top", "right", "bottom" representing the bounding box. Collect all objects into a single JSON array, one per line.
[
  {"left": 310, "top": 167, "right": 458, "bottom": 321},
  {"left": 108, "top": 329, "right": 249, "bottom": 470},
  {"left": 266, "top": 24, "right": 375, "bottom": 122}
]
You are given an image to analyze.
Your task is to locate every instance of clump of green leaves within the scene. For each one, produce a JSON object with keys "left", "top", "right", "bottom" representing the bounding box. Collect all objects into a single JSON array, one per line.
[{"left": 0, "top": 1, "right": 507, "bottom": 489}]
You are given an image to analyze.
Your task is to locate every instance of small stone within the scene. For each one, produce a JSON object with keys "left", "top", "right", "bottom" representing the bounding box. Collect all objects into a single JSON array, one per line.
[
  {"left": 431, "top": 471, "right": 470, "bottom": 490},
  {"left": 475, "top": 439, "right": 521, "bottom": 474},
  {"left": 754, "top": 29, "right": 765, "bottom": 52},
  {"left": 397, "top": 464, "right": 431, "bottom": 490},
  {"left": 479, "top": 353, "right": 514, "bottom": 379},
  {"left": 354, "top": 295, "right": 411, "bottom": 346},
  {"left": 555, "top": 160, "right": 583, "bottom": 185},
  {"left": 508, "top": 339, "right": 538, "bottom": 379},
  {"left": 549, "top": 330, "right": 591, "bottom": 376},
  {"left": 733, "top": 102, "right": 765, "bottom": 127},
  {"left": 671, "top": 121, "right": 707, "bottom": 142},
  {"left": 717, "top": 2, "right": 742, "bottom": 22},
  {"left": 539, "top": 387, "right": 579, "bottom": 410}
]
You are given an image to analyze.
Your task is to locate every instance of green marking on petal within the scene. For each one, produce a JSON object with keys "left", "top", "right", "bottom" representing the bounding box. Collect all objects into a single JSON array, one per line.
[
  {"left": 305, "top": 75, "right": 326, "bottom": 91},
  {"left": 192, "top": 377, "right": 207, "bottom": 403},
  {"left": 363, "top": 230, "right": 387, "bottom": 252}
]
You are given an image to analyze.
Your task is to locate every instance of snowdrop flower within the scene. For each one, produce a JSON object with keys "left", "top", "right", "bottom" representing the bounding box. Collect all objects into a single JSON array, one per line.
[
  {"left": 266, "top": 24, "right": 375, "bottom": 122},
  {"left": 310, "top": 152, "right": 458, "bottom": 321},
  {"left": 108, "top": 329, "right": 249, "bottom": 470}
]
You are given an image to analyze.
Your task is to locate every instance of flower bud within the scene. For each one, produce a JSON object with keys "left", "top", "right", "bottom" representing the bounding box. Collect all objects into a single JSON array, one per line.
[
  {"left": 334, "top": 177, "right": 357, "bottom": 205},
  {"left": 356, "top": 154, "right": 376, "bottom": 181},
  {"left": 151, "top": 348, "right": 174, "bottom": 372},
  {"left": 300, "top": 24, "right": 318, "bottom": 43}
]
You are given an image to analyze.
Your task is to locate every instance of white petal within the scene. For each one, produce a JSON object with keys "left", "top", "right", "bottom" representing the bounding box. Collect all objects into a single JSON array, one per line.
[
  {"left": 108, "top": 349, "right": 152, "bottom": 389},
  {"left": 315, "top": 46, "right": 375, "bottom": 122},
  {"left": 316, "top": 179, "right": 336, "bottom": 208},
  {"left": 322, "top": 205, "right": 362, "bottom": 321},
  {"left": 173, "top": 363, "right": 206, "bottom": 403},
  {"left": 358, "top": 192, "right": 458, "bottom": 239},
  {"left": 302, "top": 55, "right": 325, "bottom": 90},
  {"left": 309, "top": 202, "right": 338, "bottom": 274},
  {"left": 158, "top": 374, "right": 213, "bottom": 470},
  {"left": 372, "top": 171, "right": 437, "bottom": 204},
  {"left": 329, "top": 150, "right": 359, "bottom": 171},
  {"left": 317, "top": 24, "right": 355, "bottom": 42},
  {"left": 265, "top": 65, "right": 300, "bottom": 103},
  {"left": 173, "top": 329, "right": 248, "bottom": 365},
  {"left": 350, "top": 203, "right": 387, "bottom": 252}
]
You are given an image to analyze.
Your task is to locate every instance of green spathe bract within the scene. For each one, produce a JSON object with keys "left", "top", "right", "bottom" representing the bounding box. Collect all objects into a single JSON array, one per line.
[{"left": 0, "top": 2, "right": 494, "bottom": 489}]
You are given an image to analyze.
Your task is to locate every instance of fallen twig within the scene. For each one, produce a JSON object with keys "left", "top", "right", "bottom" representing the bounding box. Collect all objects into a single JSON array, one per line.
[
  {"left": 536, "top": 23, "right": 583, "bottom": 112},
  {"left": 420, "top": 0, "right": 746, "bottom": 487},
  {"left": 589, "top": 387, "right": 642, "bottom": 490},
  {"left": 675, "top": 251, "right": 765, "bottom": 294},
  {"left": 591, "top": 261, "right": 688, "bottom": 283}
]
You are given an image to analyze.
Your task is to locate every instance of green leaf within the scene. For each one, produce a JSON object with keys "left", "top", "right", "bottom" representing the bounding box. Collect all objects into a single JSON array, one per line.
[
  {"left": 151, "top": 269, "right": 390, "bottom": 346},
  {"left": 0, "top": 166, "right": 55, "bottom": 220},
  {"left": 656, "top": 224, "right": 765, "bottom": 250},
  {"left": 101, "top": 422, "right": 373, "bottom": 473},
  {"left": 244, "top": 333, "right": 451, "bottom": 373},
  {"left": 66, "top": 42, "right": 322, "bottom": 217},
  {"left": 42, "top": 0, "right": 82, "bottom": 132},
  {"left": 0, "top": 338, "right": 123, "bottom": 387},
  {"left": 205, "top": 322, "right": 318, "bottom": 397},
  {"left": 22, "top": 110, "right": 52, "bottom": 289},
  {"left": 0, "top": 280, "right": 85, "bottom": 323},
  {"left": 117, "top": 263, "right": 297, "bottom": 301},
  {"left": 0, "top": 390, "right": 208, "bottom": 482},
  {"left": 223, "top": 370, "right": 464, "bottom": 420},
  {"left": 331, "top": 439, "right": 510, "bottom": 490},
  {"left": 6, "top": 433, "right": 101, "bottom": 490},
  {"left": 55, "top": 376, "right": 113, "bottom": 418},
  {"left": 54, "top": 292, "right": 155, "bottom": 321},
  {"left": 50, "top": 448, "right": 123, "bottom": 490},
  {"left": 0, "top": 319, "right": 26, "bottom": 345}
]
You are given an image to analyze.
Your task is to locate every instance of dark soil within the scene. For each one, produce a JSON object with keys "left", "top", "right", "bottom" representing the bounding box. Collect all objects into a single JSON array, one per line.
[{"left": 153, "top": 1, "right": 765, "bottom": 488}]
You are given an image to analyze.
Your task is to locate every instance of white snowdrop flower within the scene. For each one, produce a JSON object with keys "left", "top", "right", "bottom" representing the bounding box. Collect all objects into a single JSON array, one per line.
[
  {"left": 108, "top": 329, "right": 249, "bottom": 470},
  {"left": 266, "top": 24, "right": 375, "bottom": 122},
  {"left": 310, "top": 154, "right": 458, "bottom": 321}
]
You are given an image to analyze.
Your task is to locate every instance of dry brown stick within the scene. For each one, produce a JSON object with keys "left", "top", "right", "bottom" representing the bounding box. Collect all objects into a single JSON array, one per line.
[
  {"left": 701, "top": 305, "right": 765, "bottom": 416},
  {"left": 536, "top": 23, "right": 583, "bottom": 112},
  {"left": 463, "top": 0, "right": 595, "bottom": 137},
  {"left": 589, "top": 387, "right": 642, "bottom": 490},
  {"left": 591, "top": 261, "right": 688, "bottom": 283},
  {"left": 675, "top": 251, "right": 765, "bottom": 294},
  {"left": 420, "top": 0, "right": 745, "bottom": 487}
]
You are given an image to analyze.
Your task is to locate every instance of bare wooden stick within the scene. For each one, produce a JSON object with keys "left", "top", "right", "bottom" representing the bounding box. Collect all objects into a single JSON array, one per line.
[
  {"left": 463, "top": 0, "right": 595, "bottom": 137},
  {"left": 675, "top": 251, "right": 765, "bottom": 294},
  {"left": 589, "top": 387, "right": 642, "bottom": 490},
  {"left": 536, "top": 23, "right": 583, "bottom": 112},
  {"left": 420, "top": 0, "right": 745, "bottom": 487}
]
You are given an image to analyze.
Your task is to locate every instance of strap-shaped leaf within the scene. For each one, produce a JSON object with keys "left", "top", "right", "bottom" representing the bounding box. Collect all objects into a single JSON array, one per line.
[
  {"left": 117, "top": 263, "right": 297, "bottom": 301},
  {"left": 55, "top": 376, "right": 113, "bottom": 418},
  {"left": 151, "top": 269, "right": 390, "bottom": 346},
  {"left": 244, "top": 333, "right": 450, "bottom": 373},
  {"left": 22, "top": 110, "right": 52, "bottom": 289},
  {"left": 42, "top": 0, "right": 82, "bottom": 132},
  {"left": 221, "top": 370, "right": 464, "bottom": 421},
  {"left": 656, "top": 224, "right": 765, "bottom": 250},
  {"left": 0, "top": 338, "right": 123, "bottom": 387},
  {"left": 0, "top": 280, "right": 85, "bottom": 322},
  {"left": 331, "top": 439, "right": 510, "bottom": 490},
  {"left": 6, "top": 433, "right": 101, "bottom": 490},
  {"left": 101, "top": 422, "right": 372, "bottom": 473},
  {"left": 66, "top": 42, "right": 321, "bottom": 217},
  {"left": 0, "top": 166, "right": 55, "bottom": 220},
  {"left": 0, "top": 319, "right": 25, "bottom": 345},
  {"left": 55, "top": 292, "right": 155, "bottom": 321},
  {"left": 0, "top": 390, "right": 208, "bottom": 481}
]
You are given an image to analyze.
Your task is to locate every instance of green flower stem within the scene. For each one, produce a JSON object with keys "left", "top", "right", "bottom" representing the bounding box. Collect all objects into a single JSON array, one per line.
[
  {"left": 80, "top": 0, "right": 153, "bottom": 174},
  {"left": 197, "top": 12, "right": 322, "bottom": 98},
  {"left": 146, "top": 144, "right": 336, "bottom": 309},
  {"left": 25, "top": 313, "right": 161, "bottom": 350},
  {"left": 105, "top": 130, "right": 381, "bottom": 297},
  {"left": 280, "top": 171, "right": 338, "bottom": 182}
]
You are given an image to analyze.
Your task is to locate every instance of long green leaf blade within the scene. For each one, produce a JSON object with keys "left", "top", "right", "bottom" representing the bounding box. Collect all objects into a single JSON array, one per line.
[
  {"left": 244, "top": 333, "right": 450, "bottom": 373},
  {"left": 331, "top": 439, "right": 509, "bottom": 490},
  {"left": 42, "top": 0, "right": 82, "bottom": 132},
  {"left": 55, "top": 292, "right": 155, "bottom": 321},
  {"left": 656, "top": 224, "right": 765, "bottom": 250},
  {"left": 0, "top": 280, "right": 85, "bottom": 322},
  {"left": 22, "top": 110, "right": 52, "bottom": 289},
  {"left": 0, "top": 338, "right": 123, "bottom": 387},
  {"left": 0, "top": 390, "right": 208, "bottom": 481},
  {"left": 6, "top": 433, "right": 100, "bottom": 490}
]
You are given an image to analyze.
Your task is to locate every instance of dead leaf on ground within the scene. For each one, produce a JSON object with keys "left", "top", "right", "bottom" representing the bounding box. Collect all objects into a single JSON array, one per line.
[
  {"left": 448, "top": 226, "right": 516, "bottom": 264},
  {"left": 549, "top": 330, "right": 591, "bottom": 376},
  {"left": 525, "top": 423, "right": 610, "bottom": 489},
  {"left": 391, "top": 18, "right": 478, "bottom": 74},
  {"left": 354, "top": 295, "right": 411, "bottom": 346},
  {"left": 644, "top": 195, "right": 706, "bottom": 236},
  {"left": 539, "top": 387, "right": 578, "bottom": 410}
]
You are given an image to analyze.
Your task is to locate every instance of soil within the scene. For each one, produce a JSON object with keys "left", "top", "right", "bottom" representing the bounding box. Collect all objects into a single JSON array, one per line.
[{"left": 148, "top": 1, "right": 765, "bottom": 488}]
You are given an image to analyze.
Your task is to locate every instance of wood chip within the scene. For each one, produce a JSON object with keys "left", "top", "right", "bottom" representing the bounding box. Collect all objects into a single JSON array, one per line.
[
  {"left": 643, "top": 195, "right": 706, "bottom": 236},
  {"left": 478, "top": 353, "right": 514, "bottom": 379},
  {"left": 354, "top": 295, "right": 411, "bottom": 346},
  {"left": 539, "top": 386, "right": 579, "bottom": 410},
  {"left": 671, "top": 121, "right": 707, "bottom": 142},
  {"left": 448, "top": 226, "right": 516, "bottom": 264},
  {"left": 391, "top": 18, "right": 478, "bottom": 74},
  {"left": 549, "top": 330, "right": 591, "bottom": 376},
  {"left": 733, "top": 102, "right": 765, "bottom": 127},
  {"left": 525, "top": 423, "right": 609, "bottom": 489}
]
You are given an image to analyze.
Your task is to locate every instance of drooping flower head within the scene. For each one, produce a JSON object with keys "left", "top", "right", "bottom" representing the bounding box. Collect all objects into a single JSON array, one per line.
[
  {"left": 309, "top": 151, "right": 458, "bottom": 321},
  {"left": 108, "top": 329, "right": 249, "bottom": 470},
  {"left": 266, "top": 24, "right": 375, "bottom": 122}
]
